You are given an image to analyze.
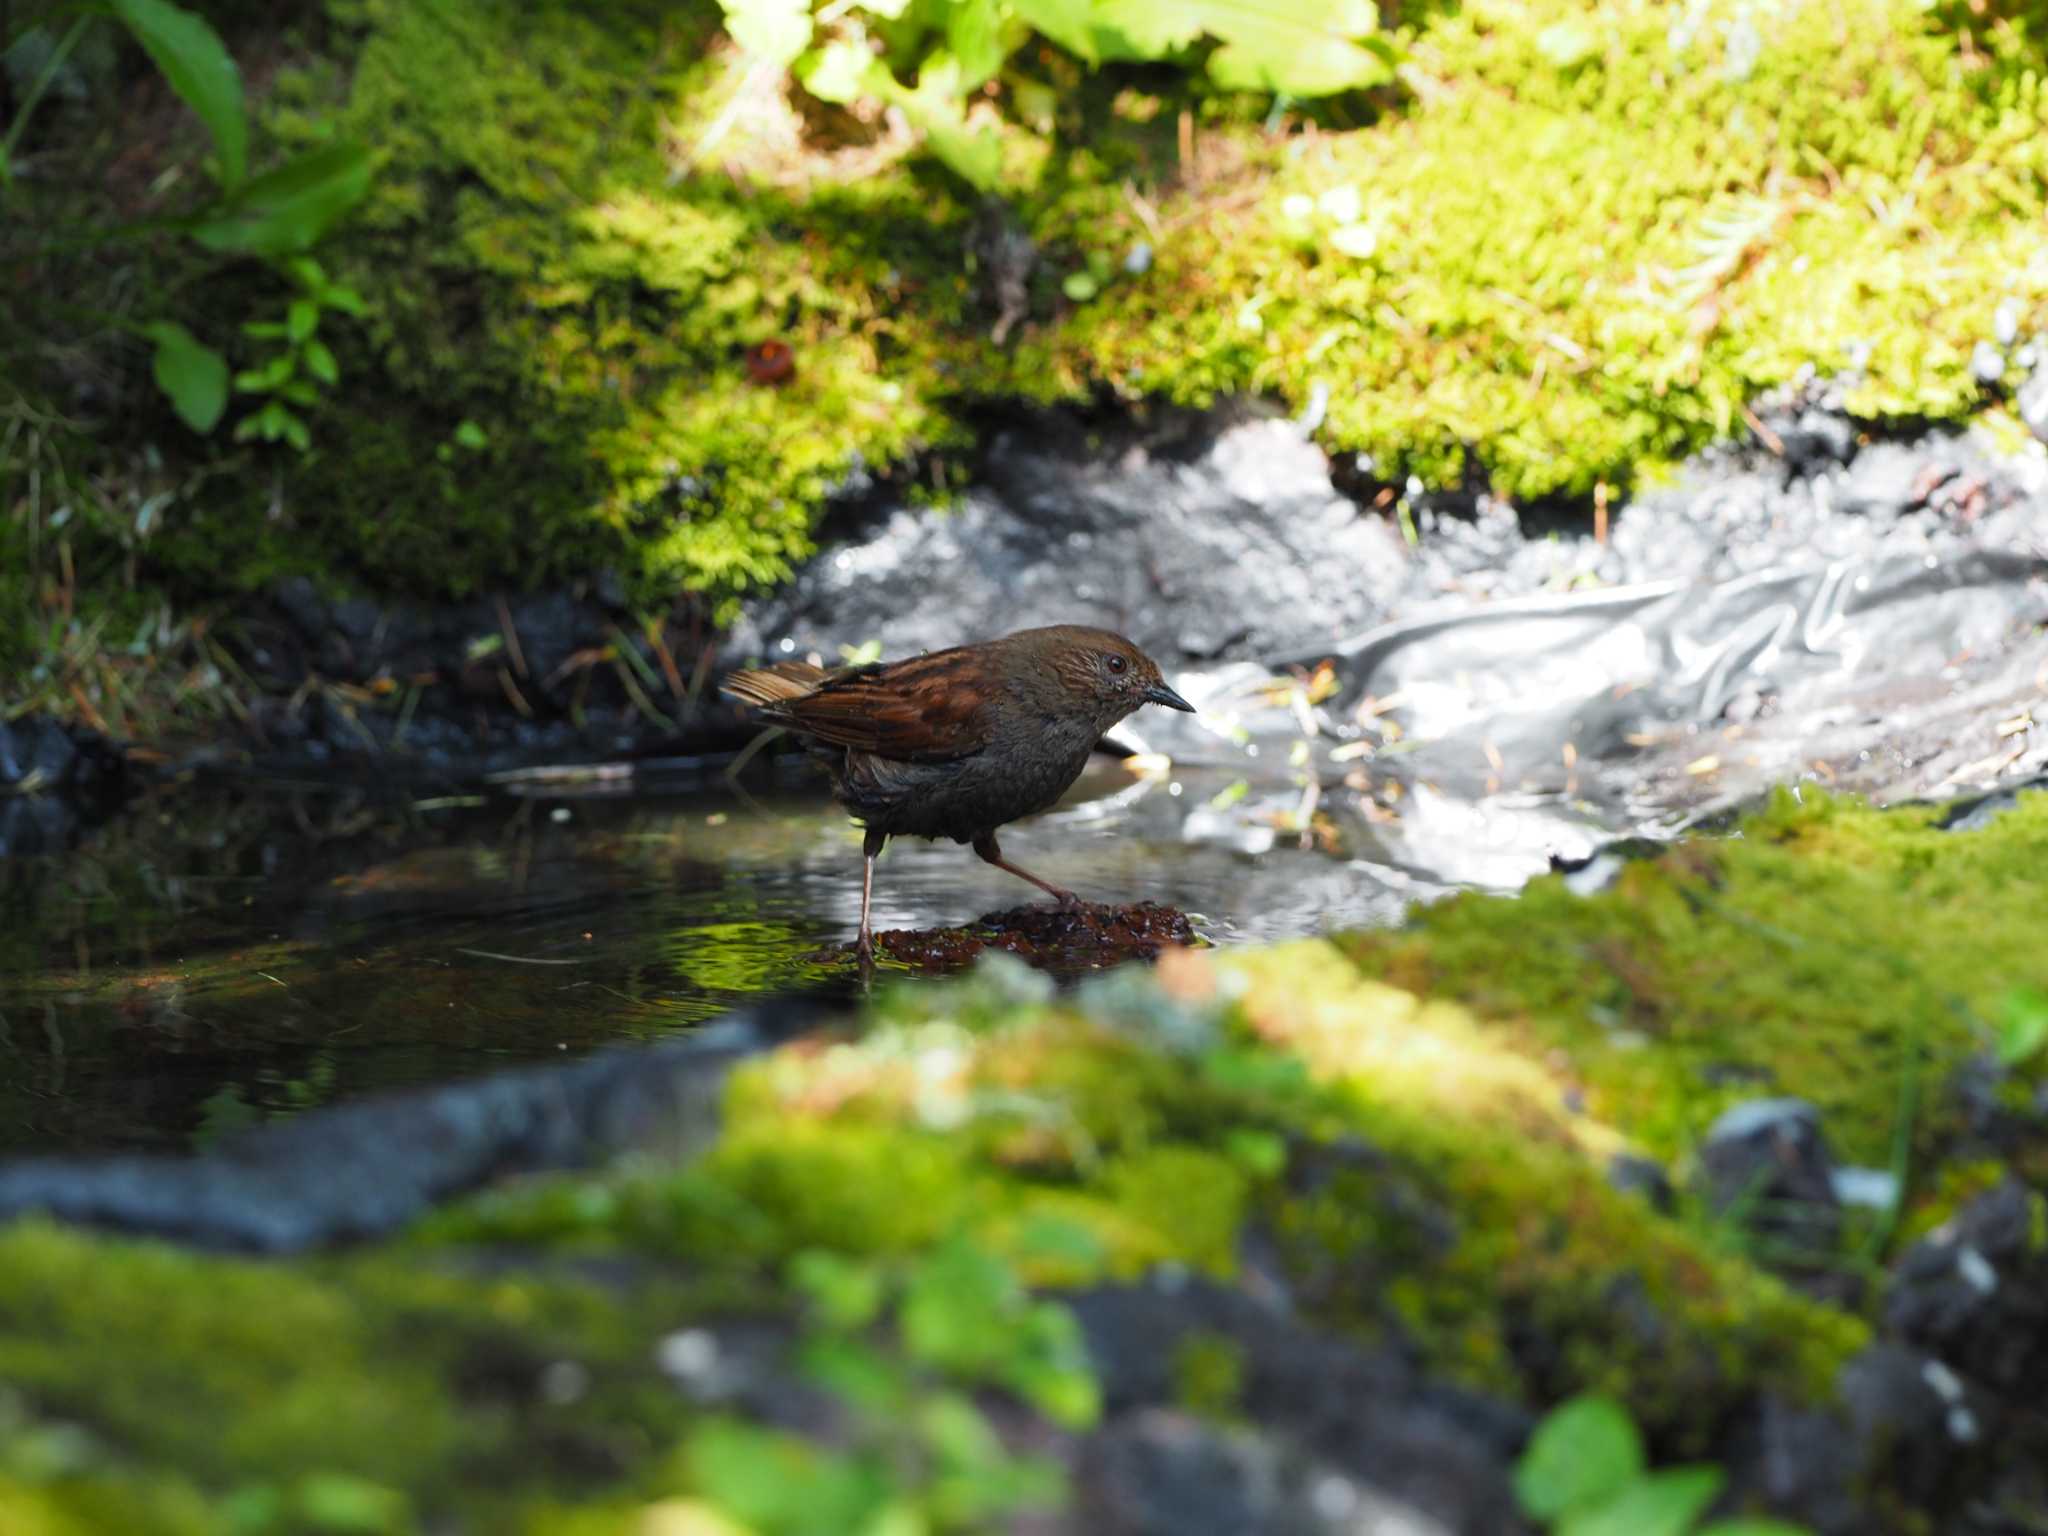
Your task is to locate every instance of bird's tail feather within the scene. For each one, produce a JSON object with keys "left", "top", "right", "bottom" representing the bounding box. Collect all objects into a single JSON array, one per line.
[{"left": 721, "top": 661, "right": 830, "bottom": 709}]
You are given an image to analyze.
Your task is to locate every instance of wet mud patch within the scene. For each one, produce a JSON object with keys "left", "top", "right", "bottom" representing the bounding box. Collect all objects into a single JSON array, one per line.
[{"left": 864, "top": 901, "right": 1200, "bottom": 973}]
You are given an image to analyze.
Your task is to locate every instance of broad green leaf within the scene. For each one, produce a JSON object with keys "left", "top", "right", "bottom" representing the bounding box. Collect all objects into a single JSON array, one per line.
[
  {"left": 717, "top": 0, "right": 811, "bottom": 69},
  {"left": 110, "top": 0, "right": 246, "bottom": 186},
  {"left": 1207, "top": 35, "right": 1392, "bottom": 94},
  {"left": 190, "top": 141, "right": 375, "bottom": 256},
  {"left": 1997, "top": 987, "right": 2048, "bottom": 1067},
  {"left": 1561, "top": 1467, "right": 1725, "bottom": 1536},
  {"left": 801, "top": 40, "right": 872, "bottom": 103},
  {"left": 1101, "top": 0, "right": 1393, "bottom": 95},
  {"left": 684, "top": 1419, "right": 893, "bottom": 1535},
  {"left": 1010, "top": 0, "right": 1100, "bottom": 62},
  {"left": 144, "top": 321, "right": 227, "bottom": 433},
  {"left": 303, "top": 340, "right": 340, "bottom": 386},
  {"left": 946, "top": 0, "right": 1006, "bottom": 90},
  {"left": 287, "top": 298, "right": 318, "bottom": 342},
  {"left": 868, "top": 55, "right": 1001, "bottom": 191},
  {"left": 1513, "top": 1395, "right": 1644, "bottom": 1521}
]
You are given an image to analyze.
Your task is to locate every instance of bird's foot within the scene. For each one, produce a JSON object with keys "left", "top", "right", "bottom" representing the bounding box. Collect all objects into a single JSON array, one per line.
[{"left": 1051, "top": 888, "right": 1084, "bottom": 911}]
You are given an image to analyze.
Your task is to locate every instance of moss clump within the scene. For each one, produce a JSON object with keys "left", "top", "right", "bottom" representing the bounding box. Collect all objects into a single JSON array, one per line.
[
  {"left": 437, "top": 949, "right": 1868, "bottom": 1452},
  {"left": 0, "top": 1221, "right": 701, "bottom": 1531},
  {"left": 1339, "top": 786, "right": 2048, "bottom": 1169},
  {"left": 1022, "top": 0, "right": 2048, "bottom": 498},
  {"left": 16, "top": 0, "right": 2048, "bottom": 674}
]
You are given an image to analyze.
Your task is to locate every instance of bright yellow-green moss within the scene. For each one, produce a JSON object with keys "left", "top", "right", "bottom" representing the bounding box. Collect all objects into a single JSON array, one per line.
[
  {"left": 1341, "top": 786, "right": 2048, "bottom": 1168},
  {"left": 0, "top": 1221, "right": 701, "bottom": 1531},
  {"left": 19, "top": 0, "right": 2048, "bottom": 655},
  {"left": 1022, "top": 0, "right": 2048, "bottom": 497}
]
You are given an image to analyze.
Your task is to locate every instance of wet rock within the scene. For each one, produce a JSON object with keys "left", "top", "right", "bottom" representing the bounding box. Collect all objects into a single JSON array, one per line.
[
  {"left": 2019, "top": 360, "right": 2048, "bottom": 445},
  {"left": 0, "top": 1009, "right": 804, "bottom": 1250},
  {"left": 729, "top": 404, "right": 1413, "bottom": 669},
  {"left": 1069, "top": 1275, "right": 1530, "bottom": 1536},
  {"left": 1606, "top": 1152, "right": 1675, "bottom": 1212},
  {"left": 1698, "top": 1097, "right": 1841, "bottom": 1257},
  {"left": 870, "top": 901, "right": 1198, "bottom": 973},
  {"left": 1719, "top": 1395, "right": 1863, "bottom": 1536},
  {"left": 1970, "top": 340, "right": 2007, "bottom": 385},
  {"left": 0, "top": 717, "right": 127, "bottom": 857},
  {"left": 1837, "top": 1344, "right": 1984, "bottom": 1510},
  {"left": 1887, "top": 1180, "right": 2048, "bottom": 1395}
]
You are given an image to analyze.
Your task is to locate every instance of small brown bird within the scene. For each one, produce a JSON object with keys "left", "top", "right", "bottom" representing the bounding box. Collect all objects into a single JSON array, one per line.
[{"left": 722, "top": 625, "right": 1195, "bottom": 958}]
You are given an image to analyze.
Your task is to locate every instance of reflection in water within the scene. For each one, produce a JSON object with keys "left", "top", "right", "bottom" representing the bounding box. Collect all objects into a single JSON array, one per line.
[{"left": 0, "top": 754, "right": 1449, "bottom": 1157}]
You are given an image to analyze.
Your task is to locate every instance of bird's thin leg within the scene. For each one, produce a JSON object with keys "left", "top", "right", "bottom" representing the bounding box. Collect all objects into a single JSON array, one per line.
[
  {"left": 972, "top": 832, "right": 1081, "bottom": 908},
  {"left": 858, "top": 828, "right": 885, "bottom": 961}
]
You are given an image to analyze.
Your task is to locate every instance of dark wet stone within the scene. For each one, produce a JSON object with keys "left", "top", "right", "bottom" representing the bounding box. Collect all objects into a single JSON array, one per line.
[
  {"left": 729, "top": 403, "right": 1413, "bottom": 669},
  {"left": 1069, "top": 1274, "right": 1530, "bottom": 1535},
  {"left": 1761, "top": 404, "right": 1859, "bottom": 473},
  {"left": 1606, "top": 1152, "right": 1675, "bottom": 1212},
  {"left": 1887, "top": 1180, "right": 2048, "bottom": 1395},
  {"left": 870, "top": 901, "right": 1198, "bottom": 972},
  {"left": 1718, "top": 1395, "right": 1863, "bottom": 1536},
  {"left": 1837, "top": 1343, "right": 1983, "bottom": 1510},
  {"left": 1698, "top": 1097, "right": 1841, "bottom": 1257},
  {"left": 0, "top": 1008, "right": 815, "bottom": 1250},
  {"left": 0, "top": 717, "right": 126, "bottom": 856},
  {"left": 1075, "top": 1411, "right": 1308, "bottom": 1536}
]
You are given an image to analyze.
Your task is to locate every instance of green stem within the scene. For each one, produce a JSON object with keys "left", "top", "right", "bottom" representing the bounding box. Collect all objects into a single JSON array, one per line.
[{"left": 0, "top": 12, "right": 94, "bottom": 189}]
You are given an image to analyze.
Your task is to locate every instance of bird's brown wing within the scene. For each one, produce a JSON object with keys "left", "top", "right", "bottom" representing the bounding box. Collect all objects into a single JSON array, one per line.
[
  {"left": 721, "top": 661, "right": 830, "bottom": 709},
  {"left": 773, "top": 648, "right": 997, "bottom": 762}
]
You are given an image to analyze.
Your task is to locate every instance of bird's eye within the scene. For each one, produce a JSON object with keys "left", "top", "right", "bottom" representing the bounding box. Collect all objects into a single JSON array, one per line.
[{"left": 1105, "top": 654, "right": 1128, "bottom": 675}]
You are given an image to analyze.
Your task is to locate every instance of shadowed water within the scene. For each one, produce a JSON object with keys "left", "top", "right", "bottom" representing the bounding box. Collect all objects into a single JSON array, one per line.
[{"left": 0, "top": 753, "right": 1444, "bottom": 1157}]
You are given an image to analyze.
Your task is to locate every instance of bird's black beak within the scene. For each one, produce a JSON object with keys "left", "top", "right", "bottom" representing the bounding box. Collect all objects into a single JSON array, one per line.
[{"left": 1145, "top": 681, "right": 1196, "bottom": 713}]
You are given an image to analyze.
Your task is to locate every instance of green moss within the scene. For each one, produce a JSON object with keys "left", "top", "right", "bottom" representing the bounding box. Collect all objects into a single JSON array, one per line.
[
  {"left": 1021, "top": 0, "right": 2048, "bottom": 498},
  {"left": 0, "top": 1221, "right": 701, "bottom": 1530},
  {"left": 19, "top": 0, "right": 2048, "bottom": 672},
  {"left": 1170, "top": 1332, "right": 1249, "bottom": 1420},
  {"left": 1340, "top": 787, "right": 2048, "bottom": 1168}
]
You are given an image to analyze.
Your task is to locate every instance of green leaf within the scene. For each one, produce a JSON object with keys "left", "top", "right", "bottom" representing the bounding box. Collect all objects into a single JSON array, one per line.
[
  {"left": 901, "top": 1237, "right": 1016, "bottom": 1374},
  {"left": 946, "top": 0, "right": 1006, "bottom": 90},
  {"left": 189, "top": 141, "right": 375, "bottom": 256},
  {"left": 789, "top": 1249, "right": 887, "bottom": 1331},
  {"left": 143, "top": 321, "right": 227, "bottom": 433},
  {"left": 109, "top": 0, "right": 246, "bottom": 187},
  {"left": 717, "top": 0, "right": 812, "bottom": 69},
  {"left": 684, "top": 1419, "right": 893, "bottom": 1536},
  {"left": 801, "top": 40, "right": 873, "bottom": 103},
  {"left": 303, "top": 340, "right": 340, "bottom": 386},
  {"left": 451, "top": 418, "right": 488, "bottom": 450},
  {"left": 287, "top": 298, "right": 319, "bottom": 343},
  {"left": 292, "top": 1472, "right": 409, "bottom": 1534},
  {"left": 323, "top": 284, "right": 369, "bottom": 318},
  {"left": 1561, "top": 1467, "right": 1725, "bottom": 1536},
  {"left": 867, "top": 55, "right": 1001, "bottom": 191},
  {"left": 240, "top": 320, "right": 289, "bottom": 339},
  {"left": 1099, "top": 0, "right": 1394, "bottom": 95},
  {"left": 1062, "top": 271, "right": 1099, "bottom": 302},
  {"left": 1997, "top": 987, "right": 2048, "bottom": 1067},
  {"left": 1514, "top": 1396, "right": 1645, "bottom": 1522},
  {"left": 1010, "top": 0, "right": 1100, "bottom": 62}
]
